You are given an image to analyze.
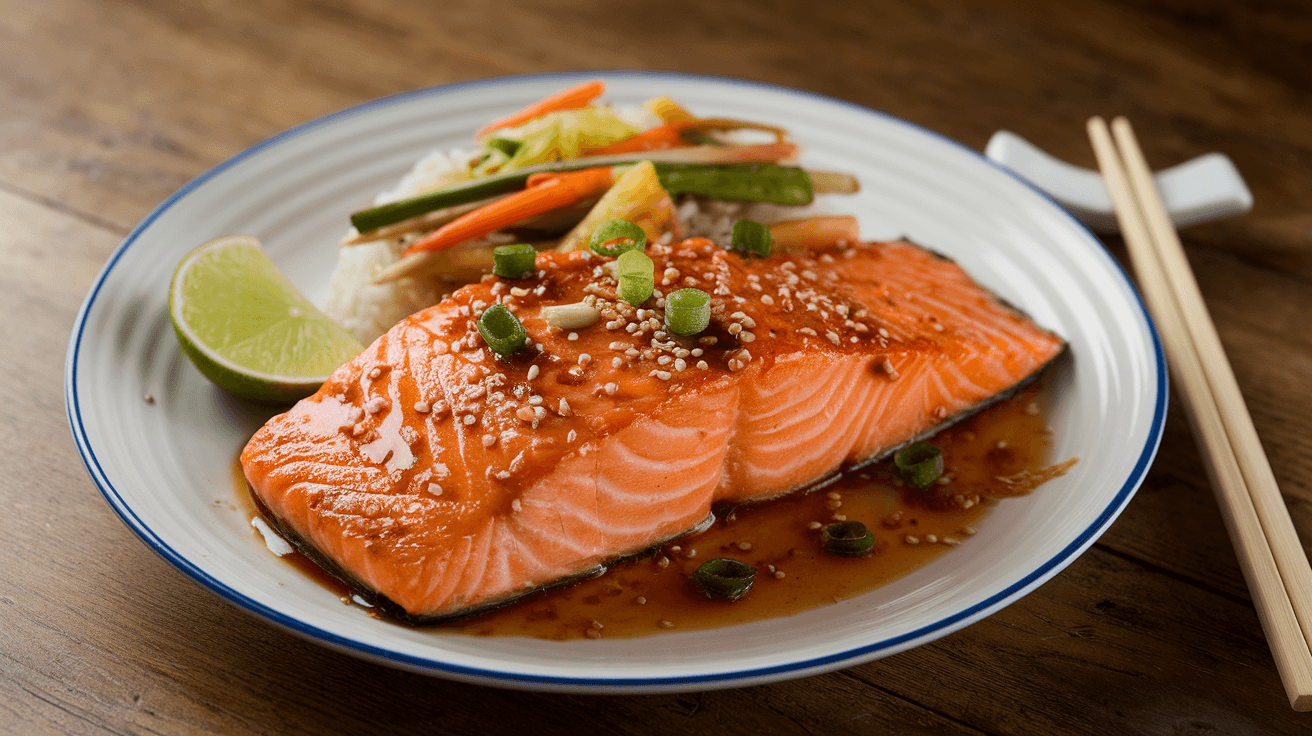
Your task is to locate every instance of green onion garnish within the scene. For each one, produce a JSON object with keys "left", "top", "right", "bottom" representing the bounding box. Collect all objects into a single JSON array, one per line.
[
  {"left": 894, "top": 441, "right": 944, "bottom": 489},
  {"left": 492, "top": 243, "right": 537, "bottom": 278},
  {"left": 485, "top": 137, "right": 522, "bottom": 158},
  {"left": 616, "top": 250, "right": 654, "bottom": 305},
  {"left": 821, "top": 521, "right": 876, "bottom": 557},
  {"left": 664, "top": 288, "right": 711, "bottom": 336},
  {"left": 476, "top": 304, "right": 527, "bottom": 356},
  {"left": 589, "top": 219, "right": 646, "bottom": 257},
  {"left": 730, "top": 218, "right": 772, "bottom": 257},
  {"left": 690, "top": 558, "right": 756, "bottom": 601}
]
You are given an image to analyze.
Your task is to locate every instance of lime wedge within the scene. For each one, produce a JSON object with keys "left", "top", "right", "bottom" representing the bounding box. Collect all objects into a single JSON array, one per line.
[{"left": 169, "top": 235, "right": 363, "bottom": 403}]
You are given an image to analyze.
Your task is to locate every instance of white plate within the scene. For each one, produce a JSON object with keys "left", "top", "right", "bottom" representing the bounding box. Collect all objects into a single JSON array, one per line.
[{"left": 66, "top": 71, "right": 1165, "bottom": 693}]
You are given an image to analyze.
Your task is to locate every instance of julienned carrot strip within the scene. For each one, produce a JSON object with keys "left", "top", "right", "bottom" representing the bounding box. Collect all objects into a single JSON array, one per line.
[
  {"left": 584, "top": 125, "right": 691, "bottom": 155},
  {"left": 401, "top": 166, "right": 616, "bottom": 256},
  {"left": 475, "top": 80, "right": 607, "bottom": 140}
]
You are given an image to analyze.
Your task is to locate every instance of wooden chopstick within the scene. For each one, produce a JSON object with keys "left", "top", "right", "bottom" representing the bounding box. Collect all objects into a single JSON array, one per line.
[{"left": 1087, "top": 116, "right": 1312, "bottom": 711}]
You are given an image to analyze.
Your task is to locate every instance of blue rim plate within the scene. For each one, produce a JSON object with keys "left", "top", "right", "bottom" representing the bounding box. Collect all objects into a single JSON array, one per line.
[{"left": 65, "top": 71, "right": 1165, "bottom": 693}]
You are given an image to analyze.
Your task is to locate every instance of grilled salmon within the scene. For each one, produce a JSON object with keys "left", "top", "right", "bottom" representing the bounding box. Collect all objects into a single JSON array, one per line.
[{"left": 241, "top": 238, "right": 1066, "bottom": 623}]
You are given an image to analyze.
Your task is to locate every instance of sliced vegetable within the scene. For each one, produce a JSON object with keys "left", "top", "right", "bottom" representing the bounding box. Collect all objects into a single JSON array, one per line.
[
  {"left": 555, "top": 161, "right": 679, "bottom": 254},
  {"left": 492, "top": 243, "right": 537, "bottom": 278},
  {"left": 475, "top": 80, "right": 606, "bottom": 140},
  {"left": 807, "top": 170, "right": 861, "bottom": 195},
  {"left": 584, "top": 125, "right": 689, "bottom": 155},
  {"left": 351, "top": 144, "right": 801, "bottom": 234},
  {"left": 476, "top": 304, "right": 527, "bottom": 356},
  {"left": 730, "top": 218, "right": 772, "bottom": 257},
  {"left": 894, "top": 441, "right": 944, "bottom": 489},
  {"left": 665, "top": 288, "right": 711, "bottom": 335},
  {"left": 821, "top": 521, "right": 876, "bottom": 557},
  {"left": 644, "top": 96, "right": 696, "bottom": 124},
  {"left": 768, "top": 216, "right": 861, "bottom": 249},
  {"left": 616, "top": 249, "right": 654, "bottom": 305},
  {"left": 400, "top": 166, "right": 617, "bottom": 258},
  {"left": 485, "top": 138, "right": 523, "bottom": 158},
  {"left": 656, "top": 163, "right": 813, "bottom": 205},
  {"left": 540, "top": 302, "right": 601, "bottom": 330},
  {"left": 589, "top": 218, "right": 646, "bottom": 257},
  {"left": 690, "top": 558, "right": 756, "bottom": 601}
]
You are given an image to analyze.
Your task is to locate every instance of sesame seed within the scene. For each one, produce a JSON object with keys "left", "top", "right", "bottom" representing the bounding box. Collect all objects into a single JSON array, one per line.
[
  {"left": 511, "top": 499, "right": 522, "bottom": 512},
  {"left": 567, "top": 429, "right": 578, "bottom": 442},
  {"left": 368, "top": 367, "right": 382, "bottom": 380},
  {"left": 832, "top": 513, "right": 847, "bottom": 521},
  {"left": 932, "top": 322, "right": 945, "bottom": 332},
  {"left": 482, "top": 434, "right": 496, "bottom": 448},
  {"left": 651, "top": 370, "right": 672, "bottom": 380},
  {"left": 773, "top": 570, "right": 785, "bottom": 579},
  {"left": 427, "top": 483, "right": 443, "bottom": 496},
  {"left": 578, "top": 353, "right": 592, "bottom": 366},
  {"left": 878, "top": 327, "right": 890, "bottom": 338},
  {"left": 761, "top": 294, "right": 775, "bottom": 305},
  {"left": 657, "top": 556, "right": 670, "bottom": 568},
  {"left": 808, "top": 521, "right": 823, "bottom": 530},
  {"left": 527, "top": 365, "right": 539, "bottom": 380},
  {"left": 905, "top": 535, "right": 920, "bottom": 545},
  {"left": 528, "top": 395, "right": 544, "bottom": 406},
  {"left": 826, "top": 331, "right": 841, "bottom": 345},
  {"left": 736, "top": 542, "right": 752, "bottom": 551},
  {"left": 943, "top": 537, "right": 960, "bottom": 546},
  {"left": 926, "top": 534, "right": 939, "bottom": 544},
  {"left": 674, "top": 359, "right": 687, "bottom": 371},
  {"left": 740, "top": 331, "right": 756, "bottom": 343},
  {"left": 567, "top": 332, "right": 579, "bottom": 341},
  {"left": 604, "top": 382, "right": 618, "bottom": 395},
  {"left": 659, "top": 620, "right": 675, "bottom": 629},
  {"left": 636, "top": 596, "right": 647, "bottom": 605},
  {"left": 414, "top": 401, "right": 430, "bottom": 413},
  {"left": 1025, "top": 401, "right": 1040, "bottom": 415},
  {"left": 997, "top": 440, "right": 1008, "bottom": 449},
  {"left": 699, "top": 336, "right": 718, "bottom": 346},
  {"left": 510, "top": 286, "right": 529, "bottom": 297},
  {"left": 728, "top": 323, "right": 743, "bottom": 336},
  {"left": 517, "top": 406, "right": 536, "bottom": 422},
  {"left": 697, "top": 360, "right": 709, "bottom": 370},
  {"left": 534, "top": 406, "right": 547, "bottom": 420},
  {"left": 463, "top": 415, "right": 476, "bottom": 425}
]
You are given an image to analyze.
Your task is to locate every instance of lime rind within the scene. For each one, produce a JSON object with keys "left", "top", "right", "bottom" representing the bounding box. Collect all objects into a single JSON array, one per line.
[{"left": 169, "top": 235, "right": 363, "bottom": 403}]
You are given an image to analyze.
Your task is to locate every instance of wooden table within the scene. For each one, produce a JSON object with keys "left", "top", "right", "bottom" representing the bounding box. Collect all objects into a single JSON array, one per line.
[{"left": 6, "top": 0, "right": 1312, "bottom": 732}]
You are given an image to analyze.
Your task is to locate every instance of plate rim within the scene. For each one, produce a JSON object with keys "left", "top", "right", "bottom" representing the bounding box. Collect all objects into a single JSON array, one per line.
[{"left": 64, "top": 69, "right": 1167, "bottom": 691}]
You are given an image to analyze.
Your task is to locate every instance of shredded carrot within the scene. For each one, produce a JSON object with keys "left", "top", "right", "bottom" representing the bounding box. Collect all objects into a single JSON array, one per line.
[
  {"left": 475, "top": 80, "right": 607, "bottom": 140},
  {"left": 402, "top": 166, "right": 616, "bottom": 256},
  {"left": 583, "top": 125, "right": 691, "bottom": 155}
]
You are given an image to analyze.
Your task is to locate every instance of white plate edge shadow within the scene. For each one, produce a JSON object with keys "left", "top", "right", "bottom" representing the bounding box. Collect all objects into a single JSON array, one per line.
[{"left": 64, "top": 70, "right": 1167, "bottom": 693}]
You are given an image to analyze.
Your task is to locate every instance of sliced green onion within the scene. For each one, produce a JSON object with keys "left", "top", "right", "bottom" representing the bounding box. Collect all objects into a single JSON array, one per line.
[
  {"left": 690, "top": 558, "right": 756, "bottom": 601},
  {"left": 492, "top": 243, "right": 537, "bottom": 278},
  {"left": 664, "top": 288, "right": 711, "bottom": 336},
  {"left": 616, "top": 250, "right": 654, "bottom": 305},
  {"left": 730, "top": 218, "right": 772, "bottom": 258},
  {"left": 821, "top": 521, "right": 876, "bottom": 557},
  {"left": 476, "top": 304, "right": 527, "bottom": 356},
  {"left": 589, "top": 219, "right": 646, "bottom": 257},
  {"left": 894, "top": 441, "right": 944, "bottom": 489},
  {"left": 485, "top": 137, "right": 522, "bottom": 158}
]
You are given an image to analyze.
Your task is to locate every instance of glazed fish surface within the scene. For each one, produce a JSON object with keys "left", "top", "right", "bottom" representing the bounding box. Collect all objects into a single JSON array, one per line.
[{"left": 241, "top": 238, "right": 1066, "bottom": 623}]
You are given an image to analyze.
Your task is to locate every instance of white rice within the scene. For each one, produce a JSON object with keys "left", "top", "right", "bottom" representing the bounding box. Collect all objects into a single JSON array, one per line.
[{"left": 323, "top": 115, "right": 836, "bottom": 344}]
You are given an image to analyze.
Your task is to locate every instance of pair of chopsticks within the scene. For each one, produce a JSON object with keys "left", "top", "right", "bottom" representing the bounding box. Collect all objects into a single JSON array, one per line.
[{"left": 1088, "top": 117, "right": 1312, "bottom": 711}]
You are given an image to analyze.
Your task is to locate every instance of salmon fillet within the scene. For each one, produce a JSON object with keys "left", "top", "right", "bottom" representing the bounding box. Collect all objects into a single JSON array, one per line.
[{"left": 241, "top": 238, "right": 1066, "bottom": 622}]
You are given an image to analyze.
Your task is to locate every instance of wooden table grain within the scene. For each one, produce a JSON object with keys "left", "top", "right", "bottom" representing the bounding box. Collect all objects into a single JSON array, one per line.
[{"left": 5, "top": 0, "right": 1312, "bottom": 732}]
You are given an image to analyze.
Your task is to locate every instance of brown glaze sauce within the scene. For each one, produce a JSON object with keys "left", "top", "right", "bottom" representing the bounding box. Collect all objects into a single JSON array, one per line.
[{"left": 237, "top": 382, "right": 1063, "bottom": 640}]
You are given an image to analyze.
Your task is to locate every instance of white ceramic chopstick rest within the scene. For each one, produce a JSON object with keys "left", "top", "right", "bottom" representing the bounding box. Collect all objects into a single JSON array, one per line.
[{"left": 986, "top": 129, "right": 1253, "bottom": 234}]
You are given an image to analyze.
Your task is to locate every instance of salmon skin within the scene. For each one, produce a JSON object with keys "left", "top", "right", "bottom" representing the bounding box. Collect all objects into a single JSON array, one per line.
[{"left": 242, "top": 238, "right": 1066, "bottom": 623}]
